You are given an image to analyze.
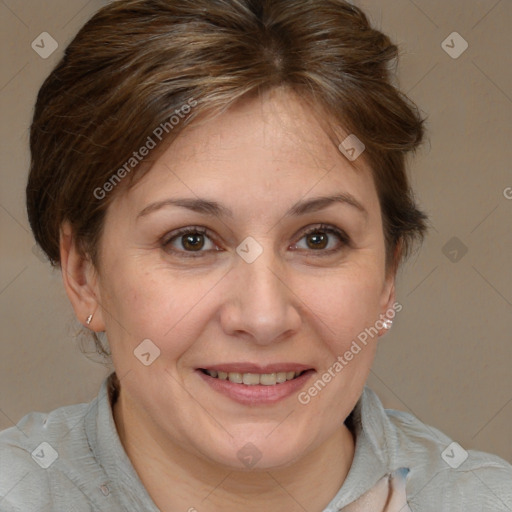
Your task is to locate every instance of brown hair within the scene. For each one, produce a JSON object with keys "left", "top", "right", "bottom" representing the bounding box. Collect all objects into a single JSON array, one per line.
[{"left": 27, "top": 0, "right": 428, "bottom": 352}]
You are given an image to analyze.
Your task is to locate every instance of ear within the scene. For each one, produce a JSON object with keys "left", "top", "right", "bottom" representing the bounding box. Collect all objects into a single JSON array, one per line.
[
  {"left": 377, "top": 243, "right": 401, "bottom": 337},
  {"left": 59, "top": 221, "right": 106, "bottom": 332}
]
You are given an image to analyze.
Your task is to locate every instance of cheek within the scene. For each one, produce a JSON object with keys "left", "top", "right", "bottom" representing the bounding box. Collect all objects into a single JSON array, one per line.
[
  {"left": 300, "top": 270, "right": 384, "bottom": 354},
  {"left": 100, "top": 264, "right": 218, "bottom": 356}
]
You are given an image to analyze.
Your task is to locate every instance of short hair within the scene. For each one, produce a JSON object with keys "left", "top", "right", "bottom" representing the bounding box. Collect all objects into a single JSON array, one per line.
[{"left": 27, "top": 0, "right": 428, "bottom": 276}]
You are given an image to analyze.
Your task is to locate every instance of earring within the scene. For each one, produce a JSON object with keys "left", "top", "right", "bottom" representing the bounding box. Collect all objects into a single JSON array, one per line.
[
  {"left": 86, "top": 314, "right": 93, "bottom": 326},
  {"left": 382, "top": 319, "right": 393, "bottom": 330}
]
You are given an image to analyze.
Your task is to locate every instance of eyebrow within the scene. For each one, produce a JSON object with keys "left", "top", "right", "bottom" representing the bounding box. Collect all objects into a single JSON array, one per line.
[{"left": 137, "top": 193, "right": 368, "bottom": 220}]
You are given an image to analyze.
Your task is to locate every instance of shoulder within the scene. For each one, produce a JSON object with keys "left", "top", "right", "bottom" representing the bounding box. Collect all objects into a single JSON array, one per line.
[
  {"left": 384, "top": 404, "right": 512, "bottom": 509},
  {"left": 0, "top": 400, "right": 91, "bottom": 456},
  {"left": 0, "top": 402, "right": 95, "bottom": 511}
]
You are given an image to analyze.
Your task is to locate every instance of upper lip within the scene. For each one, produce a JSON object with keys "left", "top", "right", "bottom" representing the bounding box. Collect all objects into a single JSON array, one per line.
[{"left": 198, "top": 363, "right": 314, "bottom": 374}]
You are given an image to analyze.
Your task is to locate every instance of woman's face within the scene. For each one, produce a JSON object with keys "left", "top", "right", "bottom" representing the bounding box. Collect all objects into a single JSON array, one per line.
[{"left": 93, "top": 88, "right": 396, "bottom": 470}]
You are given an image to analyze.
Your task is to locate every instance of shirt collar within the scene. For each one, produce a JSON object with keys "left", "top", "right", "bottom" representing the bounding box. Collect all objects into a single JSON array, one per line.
[
  {"left": 324, "top": 386, "right": 406, "bottom": 511},
  {"left": 84, "top": 372, "right": 159, "bottom": 510}
]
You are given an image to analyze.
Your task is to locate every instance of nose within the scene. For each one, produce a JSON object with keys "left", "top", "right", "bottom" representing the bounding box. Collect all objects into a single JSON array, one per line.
[{"left": 219, "top": 245, "right": 302, "bottom": 346}]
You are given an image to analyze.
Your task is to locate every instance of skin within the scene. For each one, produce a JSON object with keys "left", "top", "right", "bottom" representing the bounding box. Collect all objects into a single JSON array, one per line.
[{"left": 60, "top": 87, "right": 397, "bottom": 512}]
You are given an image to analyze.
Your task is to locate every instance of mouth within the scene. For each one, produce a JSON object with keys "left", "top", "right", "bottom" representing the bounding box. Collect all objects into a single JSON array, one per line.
[
  {"left": 196, "top": 364, "right": 315, "bottom": 405},
  {"left": 199, "top": 368, "right": 308, "bottom": 386}
]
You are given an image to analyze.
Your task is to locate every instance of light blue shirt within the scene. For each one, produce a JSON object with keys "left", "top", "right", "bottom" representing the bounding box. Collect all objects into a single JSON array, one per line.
[{"left": 0, "top": 373, "right": 511, "bottom": 511}]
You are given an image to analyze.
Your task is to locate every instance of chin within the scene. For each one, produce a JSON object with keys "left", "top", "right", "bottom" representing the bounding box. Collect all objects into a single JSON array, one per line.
[{"left": 200, "top": 429, "right": 314, "bottom": 472}]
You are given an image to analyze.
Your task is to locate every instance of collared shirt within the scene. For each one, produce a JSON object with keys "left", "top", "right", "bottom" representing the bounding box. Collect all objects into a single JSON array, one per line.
[{"left": 0, "top": 373, "right": 511, "bottom": 511}]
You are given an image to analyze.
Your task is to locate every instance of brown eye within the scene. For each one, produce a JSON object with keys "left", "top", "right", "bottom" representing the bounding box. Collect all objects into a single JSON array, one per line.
[
  {"left": 293, "top": 224, "right": 350, "bottom": 255},
  {"left": 305, "top": 232, "right": 329, "bottom": 250},
  {"left": 162, "top": 226, "right": 218, "bottom": 257},
  {"left": 181, "top": 233, "right": 206, "bottom": 251}
]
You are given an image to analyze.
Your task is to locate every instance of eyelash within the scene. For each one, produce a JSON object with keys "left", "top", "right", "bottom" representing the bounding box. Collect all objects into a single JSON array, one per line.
[{"left": 161, "top": 224, "right": 350, "bottom": 259}]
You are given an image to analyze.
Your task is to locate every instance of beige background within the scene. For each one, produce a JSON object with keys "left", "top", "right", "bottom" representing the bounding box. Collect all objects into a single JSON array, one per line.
[{"left": 0, "top": 0, "right": 511, "bottom": 466}]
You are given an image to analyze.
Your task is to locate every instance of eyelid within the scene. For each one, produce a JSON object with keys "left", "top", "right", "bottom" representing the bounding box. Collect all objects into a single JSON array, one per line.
[
  {"left": 291, "top": 224, "right": 350, "bottom": 252},
  {"left": 161, "top": 225, "right": 220, "bottom": 258},
  {"left": 162, "top": 223, "right": 350, "bottom": 257},
  {"left": 162, "top": 225, "right": 211, "bottom": 245}
]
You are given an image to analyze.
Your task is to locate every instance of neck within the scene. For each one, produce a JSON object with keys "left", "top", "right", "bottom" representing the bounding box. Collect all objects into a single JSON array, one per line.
[{"left": 113, "top": 393, "right": 355, "bottom": 512}]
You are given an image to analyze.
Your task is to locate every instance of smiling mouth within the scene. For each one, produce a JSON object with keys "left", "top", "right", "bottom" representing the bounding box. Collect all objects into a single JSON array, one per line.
[{"left": 199, "top": 369, "right": 309, "bottom": 386}]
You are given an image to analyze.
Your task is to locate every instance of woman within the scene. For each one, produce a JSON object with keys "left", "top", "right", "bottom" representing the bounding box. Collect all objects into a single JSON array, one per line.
[{"left": 1, "top": 0, "right": 511, "bottom": 510}]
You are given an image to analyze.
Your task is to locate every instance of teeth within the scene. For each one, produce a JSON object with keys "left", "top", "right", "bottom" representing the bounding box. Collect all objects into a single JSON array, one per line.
[
  {"left": 259, "top": 373, "right": 276, "bottom": 385},
  {"left": 205, "top": 369, "right": 303, "bottom": 385},
  {"left": 276, "top": 372, "right": 287, "bottom": 383},
  {"left": 242, "top": 373, "right": 261, "bottom": 385},
  {"left": 228, "top": 372, "right": 243, "bottom": 383}
]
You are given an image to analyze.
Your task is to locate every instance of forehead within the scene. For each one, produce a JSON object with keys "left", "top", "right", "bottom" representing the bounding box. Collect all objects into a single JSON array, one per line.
[{"left": 116, "top": 88, "right": 380, "bottom": 220}]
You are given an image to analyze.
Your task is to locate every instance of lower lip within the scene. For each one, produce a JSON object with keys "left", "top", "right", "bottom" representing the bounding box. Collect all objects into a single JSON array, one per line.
[{"left": 196, "top": 369, "right": 315, "bottom": 405}]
